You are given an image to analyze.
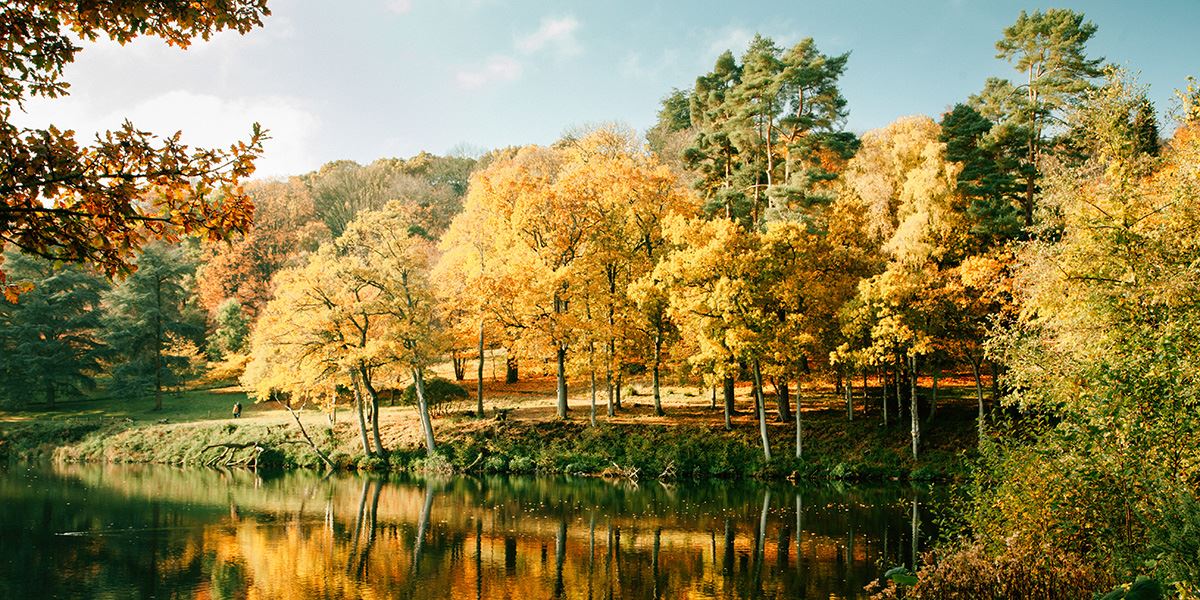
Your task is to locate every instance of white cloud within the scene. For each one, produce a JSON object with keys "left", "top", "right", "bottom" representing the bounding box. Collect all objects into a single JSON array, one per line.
[
  {"left": 14, "top": 91, "right": 321, "bottom": 179},
  {"left": 708, "top": 27, "right": 753, "bottom": 58},
  {"left": 620, "top": 49, "right": 679, "bottom": 80},
  {"left": 516, "top": 16, "right": 580, "bottom": 57},
  {"left": 455, "top": 55, "right": 522, "bottom": 90},
  {"left": 386, "top": 0, "right": 413, "bottom": 15}
]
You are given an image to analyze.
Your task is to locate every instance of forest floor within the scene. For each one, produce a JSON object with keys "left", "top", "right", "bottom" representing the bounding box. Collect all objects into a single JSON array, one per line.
[{"left": 0, "top": 360, "right": 988, "bottom": 481}]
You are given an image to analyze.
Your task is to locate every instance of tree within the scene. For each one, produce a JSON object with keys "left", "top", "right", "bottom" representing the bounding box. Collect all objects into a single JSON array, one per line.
[
  {"left": 195, "top": 178, "right": 329, "bottom": 317},
  {"left": 245, "top": 202, "right": 445, "bottom": 456},
  {"left": 103, "top": 242, "right": 205, "bottom": 410},
  {"left": 208, "top": 298, "right": 250, "bottom": 359},
  {"left": 988, "top": 9, "right": 1105, "bottom": 226},
  {"left": 0, "top": 1, "right": 268, "bottom": 288},
  {"left": 0, "top": 250, "right": 107, "bottom": 406},
  {"left": 681, "top": 34, "right": 854, "bottom": 227}
]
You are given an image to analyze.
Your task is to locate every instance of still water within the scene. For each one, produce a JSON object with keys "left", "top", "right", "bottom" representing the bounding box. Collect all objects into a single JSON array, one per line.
[{"left": 0, "top": 464, "right": 937, "bottom": 599}]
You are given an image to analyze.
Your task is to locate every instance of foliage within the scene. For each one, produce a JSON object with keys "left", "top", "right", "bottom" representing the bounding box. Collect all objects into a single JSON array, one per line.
[
  {"left": 102, "top": 242, "right": 205, "bottom": 406},
  {"left": 0, "top": 0, "right": 268, "bottom": 285},
  {"left": 207, "top": 298, "right": 250, "bottom": 359},
  {"left": 0, "top": 250, "right": 107, "bottom": 406},
  {"left": 399, "top": 377, "right": 468, "bottom": 416}
]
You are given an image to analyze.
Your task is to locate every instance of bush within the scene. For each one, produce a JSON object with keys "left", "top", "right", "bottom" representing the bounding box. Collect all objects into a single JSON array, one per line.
[
  {"left": 867, "top": 535, "right": 1116, "bottom": 599},
  {"left": 509, "top": 455, "right": 535, "bottom": 473},
  {"left": 399, "top": 377, "right": 469, "bottom": 416}
]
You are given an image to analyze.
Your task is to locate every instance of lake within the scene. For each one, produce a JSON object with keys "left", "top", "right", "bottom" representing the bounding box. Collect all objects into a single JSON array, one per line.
[{"left": 0, "top": 464, "right": 939, "bottom": 598}]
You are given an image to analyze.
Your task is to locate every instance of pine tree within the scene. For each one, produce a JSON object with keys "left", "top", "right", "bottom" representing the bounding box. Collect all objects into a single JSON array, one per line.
[
  {"left": 0, "top": 251, "right": 107, "bottom": 406},
  {"left": 103, "top": 242, "right": 204, "bottom": 410}
]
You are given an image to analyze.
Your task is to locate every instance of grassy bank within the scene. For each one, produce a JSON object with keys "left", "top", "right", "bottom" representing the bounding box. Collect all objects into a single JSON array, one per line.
[{"left": 0, "top": 377, "right": 980, "bottom": 481}]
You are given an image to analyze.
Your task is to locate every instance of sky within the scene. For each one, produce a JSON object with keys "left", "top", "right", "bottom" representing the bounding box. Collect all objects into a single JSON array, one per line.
[{"left": 16, "top": 0, "right": 1200, "bottom": 178}]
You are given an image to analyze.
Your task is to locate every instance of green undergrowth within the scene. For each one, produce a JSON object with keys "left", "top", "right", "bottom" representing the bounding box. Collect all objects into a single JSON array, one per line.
[{"left": 1, "top": 402, "right": 977, "bottom": 481}]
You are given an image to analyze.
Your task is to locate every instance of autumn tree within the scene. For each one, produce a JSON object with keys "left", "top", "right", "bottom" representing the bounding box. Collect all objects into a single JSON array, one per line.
[
  {"left": 245, "top": 202, "right": 445, "bottom": 456},
  {"left": 103, "top": 242, "right": 205, "bottom": 410},
  {"left": 0, "top": 1, "right": 268, "bottom": 289},
  {"left": 195, "top": 178, "right": 329, "bottom": 317}
]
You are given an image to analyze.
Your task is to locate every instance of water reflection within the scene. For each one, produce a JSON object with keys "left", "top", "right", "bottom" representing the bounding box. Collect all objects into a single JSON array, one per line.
[{"left": 0, "top": 464, "right": 937, "bottom": 599}]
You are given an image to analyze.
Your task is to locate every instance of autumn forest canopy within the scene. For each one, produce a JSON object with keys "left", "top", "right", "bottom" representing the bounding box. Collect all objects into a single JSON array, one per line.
[{"left": 3, "top": 3, "right": 1200, "bottom": 597}]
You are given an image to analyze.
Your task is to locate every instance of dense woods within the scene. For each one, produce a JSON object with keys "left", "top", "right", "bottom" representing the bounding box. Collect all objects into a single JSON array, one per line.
[{"left": 2, "top": 3, "right": 1199, "bottom": 597}]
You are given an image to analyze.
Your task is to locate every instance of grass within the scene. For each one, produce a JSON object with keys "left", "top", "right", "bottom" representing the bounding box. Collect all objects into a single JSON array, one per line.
[{"left": 0, "top": 364, "right": 985, "bottom": 481}]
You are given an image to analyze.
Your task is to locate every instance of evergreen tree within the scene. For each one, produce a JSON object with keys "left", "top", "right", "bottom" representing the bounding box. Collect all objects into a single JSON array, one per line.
[
  {"left": 208, "top": 298, "right": 250, "bottom": 359},
  {"left": 103, "top": 242, "right": 204, "bottom": 410},
  {"left": 0, "top": 251, "right": 107, "bottom": 406},
  {"left": 939, "top": 103, "right": 1023, "bottom": 248}
]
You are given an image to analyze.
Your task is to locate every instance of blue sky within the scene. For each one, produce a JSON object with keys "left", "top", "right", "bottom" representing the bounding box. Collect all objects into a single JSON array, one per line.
[{"left": 19, "top": 0, "right": 1199, "bottom": 177}]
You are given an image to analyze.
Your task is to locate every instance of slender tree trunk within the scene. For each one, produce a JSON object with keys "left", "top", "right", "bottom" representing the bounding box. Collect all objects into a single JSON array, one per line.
[
  {"left": 928, "top": 364, "right": 940, "bottom": 423},
  {"left": 476, "top": 318, "right": 485, "bottom": 418},
  {"left": 971, "top": 358, "right": 985, "bottom": 442},
  {"left": 882, "top": 367, "right": 889, "bottom": 427},
  {"left": 722, "top": 374, "right": 735, "bottom": 431},
  {"left": 556, "top": 345, "right": 568, "bottom": 419},
  {"left": 412, "top": 366, "right": 437, "bottom": 455},
  {"left": 711, "top": 385, "right": 716, "bottom": 409},
  {"left": 153, "top": 277, "right": 163, "bottom": 411},
  {"left": 589, "top": 342, "right": 597, "bottom": 427},
  {"left": 276, "top": 395, "right": 335, "bottom": 469},
  {"left": 989, "top": 361, "right": 1000, "bottom": 401},
  {"left": 351, "top": 370, "right": 373, "bottom": 457},
  {"left": 846, "top": 374, "right": 854, "bottom": 422},
  {"left": 606, "top": 363, "right": 615, "bottom": 417},
  {"left": 360, "top": 365, "right": 387, "bottom": 456},
  {"left": 895, "top": 357, "right": 903, "bottom": 430},
  {"left": 795, "top": 378, "right": 802, "bottom": 460},
  {"left": 862, "top": 370, "right": 869, "bottom": 415},
  {"left": 909, "top": 354, "right": 919, "bottom": 460},
  {"left": 614, "top": 371, "right": 623, "bottom": 409},
  {"left": 752, "top": 360, "right": 772, "bottom": 461},
  {"left": 652, "top": 335, "right": 664, "bottom": 416},
  {"left": 606, "top": 338, "right": 615, "bottom": 416}
]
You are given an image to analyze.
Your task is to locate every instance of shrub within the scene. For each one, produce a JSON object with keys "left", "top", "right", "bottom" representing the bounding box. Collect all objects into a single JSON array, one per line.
[{"left": 399, "top": 377, "right": 469, "bottom": 416}]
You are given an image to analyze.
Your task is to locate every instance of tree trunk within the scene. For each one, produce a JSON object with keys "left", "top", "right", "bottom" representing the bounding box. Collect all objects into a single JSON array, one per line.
[
  {"left": 614, "top": 371, "right": 623, "bottom": 409},
  {"left": 895, "top": 358, "right": 903, "bottom": 429},
  {"left": 153, "top": 276, "right": 163, "bottom": 411},
  {"left": 412, "top": 367, "right": 437, "bottom": 455},
  {"left": 722, "top": 374, "right": 735, "bottom": 431},
  {"left": 505, "top": 355, "right": 518, "bottom": 384},
  {"left": 476, "top": 318, "right": 485, "bottom": 418},
  {"left": 928, "top": 364, "right": 940, "bottom": 423},
  {"left": 989, "top": 361, "right": 1000, "bottom": 401},
  {"left": 589, "top": 343, "right": 597, "bottom": 427},
  {"left": 652, "top": 335, "right": 664, "bottom": 416},
  {"left": 795, "top": 379, "right": 802, "bottom": 460},
  {"left": 845, "top": 374, "right": 854, "bottom": 422},
  {"left": 360, "top": 365, "right": 387, "bottom": 456},
  {"left": 556, "top": 345, "right": 568, "bottom": 419},
  {"left": 351, "top": 370, "right": 373, "bottom": 457},
  {"left": 451, "top": 352, "right": 466, "bottom": 381},
  {"left": 881, "top": 367, "right": 889, "bottom": 427},
  {"left": 606, "top": 364, "right": 615, "bottom": 417},
  {"left": 971, "top": 358, "right": 985, "bottom": 442},
  {"left": 751, "top": 360, "right": 772, "bottom": 461},
  {"left": 909, "top": 355, "right": 919, "bottom": 460},
  {"left": 276, "top": 395, "right": 335, "bottom": 470},
  {"left": 775, "top": 379, "right": 791, "bottom": 422}
]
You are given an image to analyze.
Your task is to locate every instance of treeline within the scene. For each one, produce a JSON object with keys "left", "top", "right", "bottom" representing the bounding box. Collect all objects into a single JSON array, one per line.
[{"left": 0, "top": 153, "right": 476, "bottom": 411}]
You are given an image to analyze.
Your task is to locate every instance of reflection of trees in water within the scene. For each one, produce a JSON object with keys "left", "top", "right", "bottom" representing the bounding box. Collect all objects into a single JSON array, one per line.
[{"left": 0, "top": 465, "right": 940, "bottom": 599}]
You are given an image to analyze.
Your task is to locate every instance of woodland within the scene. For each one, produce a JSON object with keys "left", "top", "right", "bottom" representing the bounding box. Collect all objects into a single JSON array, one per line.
[{"left": 1, "top": 2, "right": 1199, "bottom": 597}]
